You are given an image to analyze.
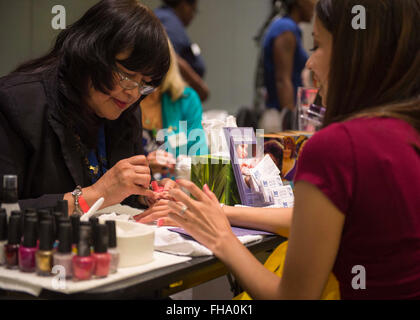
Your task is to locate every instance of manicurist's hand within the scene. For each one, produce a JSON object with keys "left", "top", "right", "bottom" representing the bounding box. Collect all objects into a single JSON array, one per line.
[
  {"left": 147, "top": 150, "right": 176, "bottom": 175},
  {"left": 91, "top": 155, "right": 154, "bottom": 207},
  {"left": 166, "top": 179, "right": 236, "bottom": 255}
]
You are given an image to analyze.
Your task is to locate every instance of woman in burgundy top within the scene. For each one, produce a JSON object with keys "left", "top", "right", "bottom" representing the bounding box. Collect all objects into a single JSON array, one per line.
[{"left": 153, "top": 0, "right": 420, "bottom": 299}]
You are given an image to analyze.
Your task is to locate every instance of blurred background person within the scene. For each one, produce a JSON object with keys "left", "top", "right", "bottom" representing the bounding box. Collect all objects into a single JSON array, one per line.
[
  {"left": 258, "top": 0, "right": 316, "bottom": 132},
  {"left": 141, "top": 40, "right": 208, "bottom": 180},
  {"left": 155, "top": 0, "right": 210, "bottom": 102}
]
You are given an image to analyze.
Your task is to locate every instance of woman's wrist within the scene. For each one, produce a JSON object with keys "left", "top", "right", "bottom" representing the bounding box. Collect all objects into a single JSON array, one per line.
[{"left": 63, "top": 185, "right": 103, "bottom": 216}]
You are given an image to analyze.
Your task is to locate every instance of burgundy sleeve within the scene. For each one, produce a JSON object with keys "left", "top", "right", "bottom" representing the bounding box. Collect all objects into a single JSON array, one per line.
[{"left": 294, "top": 123, "right": 356, "bottom": 214}]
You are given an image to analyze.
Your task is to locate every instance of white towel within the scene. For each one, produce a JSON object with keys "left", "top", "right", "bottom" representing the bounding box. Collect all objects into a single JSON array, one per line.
[{"left": 154, "top": 227, "right": 262, "bottom": 257}]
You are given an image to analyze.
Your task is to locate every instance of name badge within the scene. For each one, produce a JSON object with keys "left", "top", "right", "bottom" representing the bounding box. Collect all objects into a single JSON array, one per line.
[{"left": 168, "top": 132, "right": 188, "bottom": 149}]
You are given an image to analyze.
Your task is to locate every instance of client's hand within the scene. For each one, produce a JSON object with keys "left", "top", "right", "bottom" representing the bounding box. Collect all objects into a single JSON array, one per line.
[
  {"left": 133, "top": 199, "right": 178, "bottom": 226},
  {"left": 166, "top": 179, "right": 235, "bottom": 253}
]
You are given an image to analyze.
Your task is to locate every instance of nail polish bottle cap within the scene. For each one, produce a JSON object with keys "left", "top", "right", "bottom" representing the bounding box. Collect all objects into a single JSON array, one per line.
[
  {"left": 77, "top": 226, "right": 91, "bottom": 257},
  {"left": 37, "top": 209, "right": 51, "bottom": 222},
  {"left": 3, "top": 175, "right": 17, "bottom": 189},
  {"left": 52, "top": 211, "right": 63, "bottom": 240},
  {"left": 79, "top": 224, "right": 92, "bottom": 246},
  {"left": 94, "top": 224, "right": 108, "bottom": 253},
  {"left": 39, "top": 220, "right": 53, "bottom": 251},
  {"left": 58, "top": 223, "right": 72, "bottom": 254},
  {"left": 70, "top": 213, "right": 81, "bottom": 245},
  {"left": 59, "top": 217, "right": 70, "bottom": 224},
  {"left": 106, "top": 220, "right": 117, "bottom": 248},
  {"left": 7, "top": 215, "right": 20, "bottom": 245},
  {"left": 0, "top": 209, "right": 7, "bottom": 241},
  {"left": 24, "top": 208, "right": 37, "bottom": 215},
  {"left": 11, "top": 210, "right": 23, "bottom": 237},
  {"left": 89, "top": 216, "right": 99, "bottom": 226},
  {"left": 2, "top": 175, "right": 18, "bottom": 203},
  {"left": 55, "top": 200, "right": 68, "bottom": 216},
  {"left": 11, "top": 210, "right": 23, "bottom": 217},
  {"left": 22, "top": 218, "right": 37, "bottom": 247}
]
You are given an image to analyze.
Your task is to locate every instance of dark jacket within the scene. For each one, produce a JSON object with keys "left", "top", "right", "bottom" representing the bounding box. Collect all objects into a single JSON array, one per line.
[{"left": 0, "top": 68, "right": 144, "bottom": 211}]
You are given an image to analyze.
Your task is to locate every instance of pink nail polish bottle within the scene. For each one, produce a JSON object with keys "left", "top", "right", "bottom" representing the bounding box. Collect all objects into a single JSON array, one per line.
[
  {"left": 72, "top": 226, "right": 95, "bottom": 281},
  {"left": 18, "top": 218, "right": 37, "bottom": 273}
]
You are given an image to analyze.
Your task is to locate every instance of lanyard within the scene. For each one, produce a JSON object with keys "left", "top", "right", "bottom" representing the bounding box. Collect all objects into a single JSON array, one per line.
[{"left": 87, "top": 125, "right": 108, "bottom": 183}]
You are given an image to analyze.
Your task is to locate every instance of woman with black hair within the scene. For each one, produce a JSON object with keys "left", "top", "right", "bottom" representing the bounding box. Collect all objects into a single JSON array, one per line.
[
  {"left": 0, "top": 0, "right": 171, "bottom": 215},
  {"left": 165, "top": 0, "right": 420, "bottom": 299},
  {"left": 259, "top": 0, "right": 316, "bottom": 132},
  {"left": 155, "top": 0, "right": 209, "bottom": 102}
]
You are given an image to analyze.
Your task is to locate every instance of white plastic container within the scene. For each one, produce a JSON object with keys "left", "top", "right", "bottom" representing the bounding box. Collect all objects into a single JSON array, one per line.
[{"left": 115, "top": 221, "right": 155, "bottom": 268}]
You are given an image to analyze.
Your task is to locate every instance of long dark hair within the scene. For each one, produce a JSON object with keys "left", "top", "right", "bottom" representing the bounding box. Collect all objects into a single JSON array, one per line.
[
  {"left": 14, "top": 0, "right": 170, "bottom": 147},
  {"left": 316, "top": 0, "right": 420, "bottom": 134}
]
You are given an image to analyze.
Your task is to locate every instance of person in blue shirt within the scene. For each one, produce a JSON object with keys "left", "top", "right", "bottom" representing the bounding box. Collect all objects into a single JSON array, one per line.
[
  {"left": 140, "top": 40, "right": 208, "bottom": 180},
  {"left": 261, "top": 0, "right": 316, "bottom": 131},
  {"left": 155, "top": 0, "right": 209, "bottom": 102}
]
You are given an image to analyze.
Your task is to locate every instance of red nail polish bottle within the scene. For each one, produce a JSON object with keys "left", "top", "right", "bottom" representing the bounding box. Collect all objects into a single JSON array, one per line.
[
  {"left": 72, "top": 227, "right": 95, "bottom": 281},
  {"left": 92, "top": 224, "right": 110, "bottom": 278},
  {"left": 5, "top": 215, "right": 20, "bottom": 269}
]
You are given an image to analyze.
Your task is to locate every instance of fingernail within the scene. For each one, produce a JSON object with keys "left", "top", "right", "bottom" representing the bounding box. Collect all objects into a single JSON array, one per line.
[
  {"left": 175, "top": 179, "right": 180, "bottom": 184},
  {"left": 204, "top": 184, "right": 209, "bottom": 190},
  {"left": 157, "top": 219, "right": 164, "bottom": 227}
]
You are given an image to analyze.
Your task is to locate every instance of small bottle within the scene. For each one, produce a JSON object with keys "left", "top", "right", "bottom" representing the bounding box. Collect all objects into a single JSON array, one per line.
[
  {"left": 1, "top": 175, "right": 20, "bottom": 219},
  {"left": 0, "top": 209, "right": 7, "bottom": 265},
  {"left": 92, "top": 224, "right": 111, "bottom": 278},
  {"left": 72, "top": 226, "right": 95, "bottom": 281},
  {"left": 18, "top": 218, "right": 37, "bottom": 273},
  {"left": 106, "top": 220, "right": 119, "bottom": 274},
  {"left": 53, "top": 223, "right": 73, "bottom": 279},
  {"left": 4, "top": 215, "right": 20, "bottom": 269},
  {"left": 35, "top": 220, "right": 54, "bottom": 276}
]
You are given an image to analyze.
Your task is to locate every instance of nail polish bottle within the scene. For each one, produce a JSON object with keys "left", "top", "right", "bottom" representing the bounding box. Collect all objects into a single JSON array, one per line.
[
  {"left": 92, "top": 224, "right": 110, "bottom": 278},
  {"left": 106, "top": 220, "right": 119, "bottom": 274},
  {"left": 18, "top": 218, "right": 37, "bottom": 272},
  {"left": 35, "top": 220, "right": 54, "bottom": 276},
  {"left": 72, "top": 226, "right": 95, "bottom": 281},
  {"left": 0, "top": 209, "right": 7, "bottom": 266},
  {"left": 70, "top": 213, "right": 81, "bottom": 253},
  {"left": 4, "top": 215, "right": 20, "bottom": 269},
  {"left": 1, "top": 175, "right": 20, "bottom": 219},
  {"left": 53, "top": 223, "right": 73, "bottom": 279}
]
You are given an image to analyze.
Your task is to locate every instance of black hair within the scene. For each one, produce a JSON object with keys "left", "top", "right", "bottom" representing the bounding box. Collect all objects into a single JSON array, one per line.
[
  {"left": 14, "top": 0, "right": 170, "bottom": 148},
  {"left": 162, "top": 0, "right": 196, "bottom": 8}
]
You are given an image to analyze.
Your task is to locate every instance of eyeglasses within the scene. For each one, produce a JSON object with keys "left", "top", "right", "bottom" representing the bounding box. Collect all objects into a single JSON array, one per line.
[{"left": 117, "top": 70, "right": 156, "bottom": 96}]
